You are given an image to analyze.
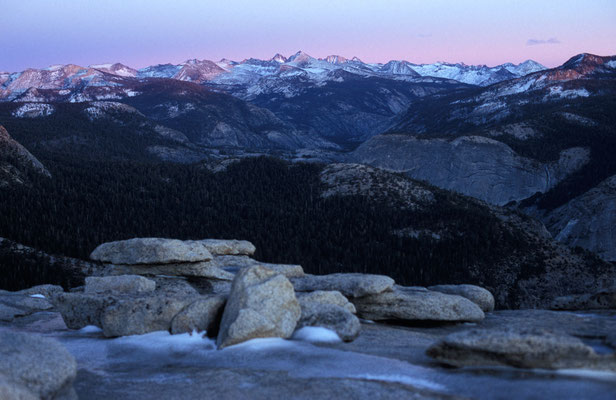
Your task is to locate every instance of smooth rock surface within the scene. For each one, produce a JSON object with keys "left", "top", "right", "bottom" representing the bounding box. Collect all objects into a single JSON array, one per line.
[
  {"left": 0, "top": 330, "right": 77, "bottom": 399},
  {"left": 350, "top": 134, "right": 588, "bottom": 205},
  {"left": 217, "top": 266, "right": 301, "bottom": 348},
  {"left": 297, "top": 302, "right": 360, "bottom": 342},
  {"left": 101, "top": 295, "right": 195, "bottom": 337},
  {"left": 352, "top": 287, "right": 485, "bottom": 322},
  {"left": 90, "top": 238, "right": 214, "bottom": 265},
  {"left": 85, "top": 275, "right": 156, "bottom": 295},
  {"left": 297, "top": 290, "right": 356, "bottom": 313},
  {"left": 551, "top": 288, "right": 616, "bottom": 310},
  {"left": 426, "top": 328, "right": 615, "bottom": 370},
  {"left": 109, "top": 261, "right": 234, "bottom": 279},
  {"left": 0, "top": 374, "right": 38, "bottom": 400},
  {"left": 428, "top": 284, "right": 495, "bottom": 312},
  {"left": 170, "top": 296, "right": 226, "bottom": 335},
  {"left": 0, "top": 294, "right": 53, "bottom": 321},
  {"left": 292, "top": 273, "right": 395, "bottom": 298}
]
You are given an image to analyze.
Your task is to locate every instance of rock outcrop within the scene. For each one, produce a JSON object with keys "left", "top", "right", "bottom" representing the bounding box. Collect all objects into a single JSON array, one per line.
[
  {"left": 426, "top": 328, "right": 616, "bottom": 370},
  {"left": 297, "top": 302, "right": 360, "bottom": 342},
  {"left": 217, "top": 266, "right": 301, "bottom": 348},
  {"left": 292, "top": 273, "right": 395, "bottom": 298},
  {"left": 428, "top": 284, "right": 495, "bottom": 312},
  {"left": 90, "top": 238, "right": 215, "bottom": 265},
  {"left": 84, "top": 275, "right": 156, "bottom": 295},
  {"left": 170, "top": 295, "right": 226, "bottom": 335},
  {"left": 0, "top": 330, "right": 77, "bottom": 399},
  {"left": 296, "top": 290, "right": 356, "bottom": 314},
  {"left": 101, "top": 295, "right": 197, "bottom": 337},
  {"left": 0, "top": 125, "right": 51, "bottom": 187},
  {"left": 551, "top": 287, "right": 616, "bottom": 310},
  {"left": 534, "top": 174, "right": 616, "bottom": 262},
  {"left": 349, "top": 134, "right": 588, "bottom": 206},
  {"left": 352, "top": 286, "right": 485, "bottom": 323}
]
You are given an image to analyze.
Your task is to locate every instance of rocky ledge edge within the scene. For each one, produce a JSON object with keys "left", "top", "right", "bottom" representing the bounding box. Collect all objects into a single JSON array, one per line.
[{"left": 1, "top": 237, "right": 615, "bottom": 399}]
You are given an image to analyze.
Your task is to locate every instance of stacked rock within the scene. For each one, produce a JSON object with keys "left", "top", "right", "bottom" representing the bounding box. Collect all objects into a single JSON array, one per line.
[{"left": 49, "top": 237, "right": 495, "bottom": 350}]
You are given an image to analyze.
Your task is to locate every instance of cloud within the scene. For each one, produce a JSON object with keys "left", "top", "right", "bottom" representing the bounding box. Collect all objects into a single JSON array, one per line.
[
  {"left": 526, "top": 37, "right": 561, "bottom": 46},
  {"left": 417, "top": 33, "right": 432, "bottom": 38}
]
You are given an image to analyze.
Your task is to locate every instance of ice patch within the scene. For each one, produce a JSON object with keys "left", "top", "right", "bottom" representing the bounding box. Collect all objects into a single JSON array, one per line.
[
  {"left": 222, "top": 337, "right": 293, "bottom": 351},
  {"left": 29, "top": 294, "right": 45, "bottom": 299},
  {"left": 79, "top": 325, "right": 103, "bottom": 333},
  {"left": 113, "top": 330, "right": 216, "bottom": 353},
  {"left": 292, "top": 327, "right": 341, "bottom": 343},
  {"left": 605, "top": 60, "right": 616, "bottom": 69},
  {"left": 353, "top": 373, "right": 445, "bottom": 391},
  {"left": 554, "top": 369, "right": 616, "bottom": 382}
]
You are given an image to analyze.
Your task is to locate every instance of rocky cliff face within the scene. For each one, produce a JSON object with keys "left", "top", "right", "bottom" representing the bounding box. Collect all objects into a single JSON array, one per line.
[
  {"left": 0, "top": 125, "right": 50, "bottom": 187},
  {"left": 527, "top": 175, "right": 616, "bottom": 261},
  {"left": 348, "top": 134, "right": 589, "bottom": 205}
]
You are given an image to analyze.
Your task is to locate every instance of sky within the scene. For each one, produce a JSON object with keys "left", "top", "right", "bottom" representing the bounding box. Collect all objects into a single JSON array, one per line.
[{"left": 1, "top": 0, "right": 615, "bottom": 72}]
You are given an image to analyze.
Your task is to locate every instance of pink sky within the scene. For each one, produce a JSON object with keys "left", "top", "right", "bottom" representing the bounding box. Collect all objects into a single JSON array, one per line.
[{"left": 1, "top": 0, "right": 615, "bottom": 71}]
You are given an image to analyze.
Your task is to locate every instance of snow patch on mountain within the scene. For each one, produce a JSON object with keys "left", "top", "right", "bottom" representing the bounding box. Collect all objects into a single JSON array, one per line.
[{"left": 11, "top": 103, "right": 55, "bottom": 118}]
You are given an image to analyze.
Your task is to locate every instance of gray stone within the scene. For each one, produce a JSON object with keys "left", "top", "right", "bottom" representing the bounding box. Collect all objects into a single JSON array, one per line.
[
  {"left": 292, "top": 273, "right": 395, "bottom": 298},
  {"left": 199, "top": 239, "right": 256, "bottom": 256},
  {"left": 152, "top": 277, "right": 201, "bottom": 297},
  {"left": 16, "top": 284, "right": 64, "bottom": 298},
  {"left": 0, "top": 293, "right": 54, "bottom": 322},
  {"left": 53, "top": 292, "right": 117, "bottom": 329},
  {"left": 551, "top": 288, "right": 616, "bottom": 310},
  {"left": 109, "top": 261, "right": 234, "bottom": 279},
  {"left": 426, "top": 328, "right": 615, "bottom": 370},
  {"left": 101, "top": 295, "right": 196, "bottom": 337},
  {"left": 90, "top": 238, "right": 214, "bottom": 264},
  {"left": 213, "top": 255, "right": 305, "bottom": 278},
  {"left": 428, "top": 284, "right": 495, "bottom": 312},
  {"left": 297, "top": 290, "right": 356, "bottom": 313},
  {"left": 0, "top": 330, "right": 77, "bottom": 399},
  {"left": 297, "top": 302, "right": 361, "bottom": 342},
  {"left": 85, "top": 275, "right": 156, "bottom": 295},
  {"left": 217, "top": 266, "right": 301, "bottom": 349},
  {"left": 0, "top": 375, "right": 38, "bottom": 400},
  {"left": 352, "top": 287, "right": 485, "bottom": 322},
  {"left": 170, "top": 296, "right": 226, "bottom": 335}
]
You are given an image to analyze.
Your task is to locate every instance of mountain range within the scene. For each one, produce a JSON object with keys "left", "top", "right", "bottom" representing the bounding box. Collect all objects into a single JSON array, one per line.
[{"left": 0, "top": 51, "right": 615, "bottom": 263}]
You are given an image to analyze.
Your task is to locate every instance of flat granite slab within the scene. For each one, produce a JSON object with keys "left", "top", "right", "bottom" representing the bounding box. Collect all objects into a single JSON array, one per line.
[{"left": 1, "top": 310, "right": 615, "bottom": 400}]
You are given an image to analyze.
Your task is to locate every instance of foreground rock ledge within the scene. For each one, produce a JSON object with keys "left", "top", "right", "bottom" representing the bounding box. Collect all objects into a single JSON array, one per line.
[
  {"left": 90, "top": 237, "right": 215, "bottom": 264},
  {"left": 217, "top": 266, "right": 301, "bottom": 349},
  {"left": 292, "top": 273, "right": 395, "bottom": 298},
  {"left": 0, "top": 330, "right": 77, "bottom": 399},
  {"left": 427, "top": 328, "right": 616, "bottom": 370},
  {"left": 428, "top": 284, "right": 495, "bottom": 312},
  {"left": 353, "top": 287, "right": 485, "bottom": 323}
]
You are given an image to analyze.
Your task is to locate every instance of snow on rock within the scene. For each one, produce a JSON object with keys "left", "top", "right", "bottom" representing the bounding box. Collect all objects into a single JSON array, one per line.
[
  {"left": 292, "top": 326, "right": 342, "bottom": 343},
  {"left": 84, "top": 101, "right": 143, "bottom": 120},
  {"left": 79, "top": 325, "right": 103, "bottom": 334},
  {"left": 29, "top": 294, "right": 46, "bottom": 299},
  {"left": 11, "top": 103, "right": 55, "bottom": 118},
  {"left": 547, "top": 86, "right": 590, "bottom": 99}
]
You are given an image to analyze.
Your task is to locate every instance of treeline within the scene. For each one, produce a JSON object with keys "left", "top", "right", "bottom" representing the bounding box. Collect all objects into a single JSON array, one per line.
[{"left": 0, "top": 156, "right": 530, "bottom": 291}]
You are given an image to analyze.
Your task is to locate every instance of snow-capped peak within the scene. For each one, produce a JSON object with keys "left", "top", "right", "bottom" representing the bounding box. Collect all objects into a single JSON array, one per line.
[
  {"left": 323, "top": 55, "right": 348, "bottom": 65},
  {"left": 287, "top": 51, "right": 314, "bottom": 64},
  {"left": 270, "top": 53, "right": 287, "bottom": 63}
]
